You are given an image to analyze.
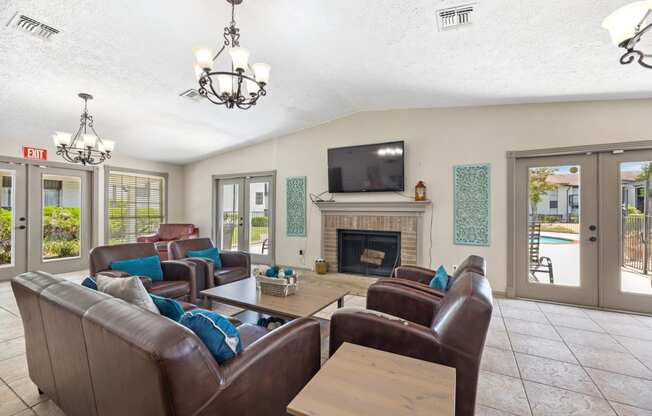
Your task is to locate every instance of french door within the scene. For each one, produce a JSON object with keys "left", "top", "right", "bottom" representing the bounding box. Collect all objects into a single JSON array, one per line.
[
  {"left": 0, "top": 162, "right": 92, "bottom": 280},
  {"left": 216, "top": 174, "right": 275, "bottom": 264},
  {"left": 515, "top": 150, "right": 652, "bottom": 314}
]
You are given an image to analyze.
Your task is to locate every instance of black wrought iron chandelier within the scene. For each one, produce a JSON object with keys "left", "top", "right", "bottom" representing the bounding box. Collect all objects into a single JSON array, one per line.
[
  {"left": 603, "top": 1, "right": 652, "bottom": 69},
  {"left": 192, "top": 0, "right": 270, "bottom": 110},
  {"left": 52, "top": 93, "right": 114, "bottom": 166}
]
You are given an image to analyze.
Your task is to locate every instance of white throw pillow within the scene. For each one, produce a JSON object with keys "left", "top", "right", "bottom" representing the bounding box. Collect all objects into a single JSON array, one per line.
[{"left": 96, "top": 275, "right": 159, "bottom": 314}]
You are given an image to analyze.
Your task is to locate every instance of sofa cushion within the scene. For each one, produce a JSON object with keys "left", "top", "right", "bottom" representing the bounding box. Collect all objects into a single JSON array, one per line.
[
  {"left": 214, "top": 267, "right": 249, "bottom": 286},
  {"left": 179, "top": 309, "right": 242, "bottom": 363},
  {"left": 187, "top": 247, "right": 222, "bottom": 269},
  {"left": 149, "top": 280, "right": 190, "bottom": 299},
  {"left": 150, "top": 294, "right": 185, "bottom": 321},
  {"left": 96, "top": 275, "right": 159, "bottom": 314},
  {"left": 111, "top": 255, "right": 164, "bottom": 282}
]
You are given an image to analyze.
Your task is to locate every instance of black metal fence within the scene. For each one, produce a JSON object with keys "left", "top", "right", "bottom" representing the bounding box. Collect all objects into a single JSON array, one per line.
[{"left": 622, "top": 215, "right": 652, "bottom": 274}]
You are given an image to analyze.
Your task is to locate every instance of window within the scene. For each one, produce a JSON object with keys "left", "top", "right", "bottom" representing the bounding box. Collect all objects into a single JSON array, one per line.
[
  {"left": 569, "top": 194, "right": 579, "bottom": 209},
  {"left": 1, "top": 175, "right": 11, "bottom": 209},
  {"left": 43, "top": 179, "right": 62, "bottom": 207},
  {"left": 549, "top": 190, "right": 558, "bottom": 210},
  {"left": 106, "top": 170, "right": 166, "bottom": 245},
  {"left": 255, "top": 192, "right": 264, "bottom": 205}
]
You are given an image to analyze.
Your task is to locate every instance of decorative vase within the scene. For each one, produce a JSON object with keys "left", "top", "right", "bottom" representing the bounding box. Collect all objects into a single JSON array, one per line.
[{"left": 415, "top": 181, "right": 427, "bottom": 201}]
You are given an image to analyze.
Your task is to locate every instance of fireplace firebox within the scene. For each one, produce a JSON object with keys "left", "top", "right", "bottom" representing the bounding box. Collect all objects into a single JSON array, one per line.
[{"left": 337, "top": 229, "right": 401, "bottom": 277}]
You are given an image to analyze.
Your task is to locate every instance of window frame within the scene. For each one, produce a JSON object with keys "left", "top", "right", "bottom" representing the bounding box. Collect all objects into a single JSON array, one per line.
[{"left": 104, "top": 166, "right": 168, "bottom": 245}]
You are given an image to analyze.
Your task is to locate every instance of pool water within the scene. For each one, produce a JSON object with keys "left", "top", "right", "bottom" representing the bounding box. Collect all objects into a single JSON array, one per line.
[{"left": 540, "top": 236, "right": 574, "bottom": 244}]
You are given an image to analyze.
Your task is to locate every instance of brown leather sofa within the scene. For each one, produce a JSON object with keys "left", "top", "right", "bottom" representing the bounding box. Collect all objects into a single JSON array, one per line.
[
  {"left": 137, "top": 223, "right": 199, "bottom": 260},
  {"left": 90, "top": 242, "right": 198, "bottom": 304},
  {"left": 169, "top": 238, "right": 251, "bottom": 293},
  {"left": 330, "top": 270, "right": 493, "bottom": 416},
  {"left": 12, "top": 271, "right": 321, "bottom": 416}
]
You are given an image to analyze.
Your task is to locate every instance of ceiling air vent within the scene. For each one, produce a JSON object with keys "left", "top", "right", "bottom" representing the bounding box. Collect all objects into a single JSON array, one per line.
[
  {"left": 179, "top": 89, "right": 205, "bottom": 102},
  {"left": 6, "top": 12, "right": 59, "bottom": 40},
  {"left": 437, "top": 4, "right": 474, "bottom": 31}
]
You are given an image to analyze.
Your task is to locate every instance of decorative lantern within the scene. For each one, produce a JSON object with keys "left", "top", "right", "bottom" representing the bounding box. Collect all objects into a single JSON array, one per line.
[{"left": 415, "top": 181, "right": 427, "bottom": 201}]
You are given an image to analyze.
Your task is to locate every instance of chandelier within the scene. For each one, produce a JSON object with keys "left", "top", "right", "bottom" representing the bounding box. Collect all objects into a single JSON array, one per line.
[
  {"left": 192, "top": 0, "right": 271, "bottom": 110},
  {"left": 603, "top": 1, "right": 652, "bottom": 69},
  {"left": 52, "top": 93, "right": 114, "bottom": 166}
]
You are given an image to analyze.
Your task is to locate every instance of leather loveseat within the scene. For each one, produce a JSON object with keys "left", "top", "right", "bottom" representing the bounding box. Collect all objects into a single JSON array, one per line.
[{"left": 12, "top": 271, "right": 321, "bottom": 416}]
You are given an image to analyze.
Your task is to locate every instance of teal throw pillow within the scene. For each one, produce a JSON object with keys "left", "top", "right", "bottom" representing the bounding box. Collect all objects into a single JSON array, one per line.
[
  {"left": 179, "top": 309, "right": 242, "bottom": 363},
  {"left": 150, "top": 294, "right": 185, "bottom": 321},
  {"left": 187, "top": 247, "right": 222, "bottom": 269},
  {"left": 429, "top": 265, "right": 449, "bottom": 291},
  {"left": 110, "top": 255, "right": 163, "bottom": 281}
]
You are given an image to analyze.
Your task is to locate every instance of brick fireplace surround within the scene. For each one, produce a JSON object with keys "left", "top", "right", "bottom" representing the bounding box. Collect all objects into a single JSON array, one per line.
[{"left": 315, "top": 201, "right": 431, "bottom": 273}]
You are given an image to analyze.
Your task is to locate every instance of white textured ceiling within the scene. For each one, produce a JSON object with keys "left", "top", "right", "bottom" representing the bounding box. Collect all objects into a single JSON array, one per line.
[{"left": 1, "top": 0, "right": 652, "bottom": 164}]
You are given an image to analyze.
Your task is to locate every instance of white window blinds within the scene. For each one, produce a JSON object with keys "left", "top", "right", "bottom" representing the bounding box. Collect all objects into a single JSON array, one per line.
[{"left": 107, "top": 171, "right": 166, "bottom": 244}]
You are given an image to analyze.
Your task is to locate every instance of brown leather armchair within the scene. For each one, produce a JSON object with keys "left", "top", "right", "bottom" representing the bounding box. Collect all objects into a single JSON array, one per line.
[
  {"left": 90, "top": 242, "right": 198, "bottom": 304},
  {"left": 13, "top": 271, "right": 321, "bottom": 416},
  {"left": 330, "top": 270, "right": 493, "bottom": 416},
  {"left": 168, "top": 238, "right": 251, "bottom": 293},
  {"left": 137, "top": 223, "right": 199, "bottom": 260}
]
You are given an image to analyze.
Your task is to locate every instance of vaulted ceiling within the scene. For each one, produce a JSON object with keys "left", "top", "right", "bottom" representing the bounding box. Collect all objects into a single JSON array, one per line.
[{"left": 1, "top": 0, "right": 651, "bottom": 164}]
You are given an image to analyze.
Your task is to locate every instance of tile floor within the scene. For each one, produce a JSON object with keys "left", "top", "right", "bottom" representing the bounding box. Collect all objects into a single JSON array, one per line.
[{"left": 2, "top": 274, "right": 652, "bottom": 415}]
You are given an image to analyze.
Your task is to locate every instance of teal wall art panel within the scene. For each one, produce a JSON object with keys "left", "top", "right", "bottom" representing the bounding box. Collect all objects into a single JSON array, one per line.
[
  {"left": 286, "top": 176, "right": 307, "bottom": 237},
  {"left": 453, "top": 164, "right": 490, "bottom": 246}
]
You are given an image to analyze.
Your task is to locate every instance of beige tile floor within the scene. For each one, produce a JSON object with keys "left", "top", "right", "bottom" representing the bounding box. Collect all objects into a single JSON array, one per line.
[{"left": 2, "top": 273, "right": 652, "bottom": 415}]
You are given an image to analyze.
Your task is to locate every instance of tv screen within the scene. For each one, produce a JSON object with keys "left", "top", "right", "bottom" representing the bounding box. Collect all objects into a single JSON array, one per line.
[{"left": 328, "top": 141, "right": 404, "bottom": 193}]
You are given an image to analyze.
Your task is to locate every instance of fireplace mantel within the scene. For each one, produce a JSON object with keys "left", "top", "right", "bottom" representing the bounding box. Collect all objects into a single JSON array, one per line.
[{"left": 315, "top": 200, "right": 431, "bottom": 214}]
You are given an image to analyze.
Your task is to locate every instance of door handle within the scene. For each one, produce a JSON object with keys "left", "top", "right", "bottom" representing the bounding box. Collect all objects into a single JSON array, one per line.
[
  {"left": 16, "top": 225, "right": 26, "bottom": 230},
  {"left": 589, "top": 225, "right": 597, "bottom": 231},
  {"left": 589, "top": 236, "right": 597, "bottom": 242}
]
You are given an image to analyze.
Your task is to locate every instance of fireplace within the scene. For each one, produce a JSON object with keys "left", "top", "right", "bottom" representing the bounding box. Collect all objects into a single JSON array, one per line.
[{"left": 337, "top": 229, "right": 401, "bottom": 277}]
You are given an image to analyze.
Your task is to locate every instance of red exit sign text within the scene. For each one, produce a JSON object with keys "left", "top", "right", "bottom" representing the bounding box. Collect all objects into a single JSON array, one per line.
[{"left": 23, "top": 146, "right": 48, "bottom": 161}]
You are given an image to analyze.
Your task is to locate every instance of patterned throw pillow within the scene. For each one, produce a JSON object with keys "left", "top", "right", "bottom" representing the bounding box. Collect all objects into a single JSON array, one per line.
[{"left": 179, "top": 309, "right": 242, "bottom": 363}]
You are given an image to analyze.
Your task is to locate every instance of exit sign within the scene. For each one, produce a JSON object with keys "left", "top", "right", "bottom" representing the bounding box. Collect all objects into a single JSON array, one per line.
[{"left": 23, "top": 146, "right": 48, "bottom": 161}]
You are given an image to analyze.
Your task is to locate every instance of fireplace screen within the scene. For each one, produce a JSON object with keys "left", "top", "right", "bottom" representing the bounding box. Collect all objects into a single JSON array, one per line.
[{"left": 337, "top": 230, "right": 401, "bottom": 277}]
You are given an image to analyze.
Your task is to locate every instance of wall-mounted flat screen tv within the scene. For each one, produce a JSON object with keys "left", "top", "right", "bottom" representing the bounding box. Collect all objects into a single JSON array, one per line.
[{"left": 328, "top": 141, "right": 404, "bottom": 193}]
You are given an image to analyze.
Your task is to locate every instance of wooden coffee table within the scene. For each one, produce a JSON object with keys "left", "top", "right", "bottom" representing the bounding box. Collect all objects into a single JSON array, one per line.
[
  {"left": 200, "top": 277, "right": 349, "bottom": 320},
  {"left": 287, "top": 342, "right": 456, "bottom": 416}
]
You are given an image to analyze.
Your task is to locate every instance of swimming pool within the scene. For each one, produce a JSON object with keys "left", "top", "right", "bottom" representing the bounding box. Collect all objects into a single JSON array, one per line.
[{"left": 540, "top": 236, "right": 574, "bottom": 244}]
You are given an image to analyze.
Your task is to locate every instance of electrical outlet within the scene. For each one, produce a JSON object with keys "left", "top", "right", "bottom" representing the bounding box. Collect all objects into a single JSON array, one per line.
[{"left": 299, "top": 249, "right": 304, "bottom": 256}]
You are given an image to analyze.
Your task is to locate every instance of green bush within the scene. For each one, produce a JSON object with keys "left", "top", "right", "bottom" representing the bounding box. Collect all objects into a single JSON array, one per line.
[
  {"left": 251, "top": 216, "right": 268, "bottom": 227},
  {"left": 43, "top": 207, "right": 80, "bottom": 241},
  {"left": 0, "top": 208, "right": 11, "bottom": 265},
  {"left": 43, "top": 240, "right": 80, "bottom": 259}
]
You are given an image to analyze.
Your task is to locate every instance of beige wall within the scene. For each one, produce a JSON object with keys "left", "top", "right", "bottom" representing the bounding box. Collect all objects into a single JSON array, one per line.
[
  {"left": 184, "top": 99, "right": 652, "bottom": 292},
  {"left": 0, "top": 139, "right": 185, "bottom": 245}
]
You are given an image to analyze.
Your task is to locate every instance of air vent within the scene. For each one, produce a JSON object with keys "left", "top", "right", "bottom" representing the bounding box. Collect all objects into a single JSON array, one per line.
[
  {"left": 437, "top": 4, "right": 474, "bottom": 31},
  {"left": 179, "top": 89, "right": 205, "bottom": 101},
  {"left": 7, "top": 12, "right": 59, "bottom": 40}
]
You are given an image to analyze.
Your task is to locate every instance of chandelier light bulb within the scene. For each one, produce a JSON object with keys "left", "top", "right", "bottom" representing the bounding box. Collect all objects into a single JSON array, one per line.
[
  {"left": 102, "top": 139, "right": 115, "bottom": 152},
  {"left": 245, "top": 77, "right": 259, "bottom": 96},
  {"left": 83, "top": 134, "right": 98, "bottom": 148},
  {"left": 193, "top": 47, "right": 214, "bottom": 70},
  {"left": 229, "top": 47, "right": 250, "bottom": 71},
  {"left": 193, "top": 64, "right": 205, "bottom": 81},
  {"left": 602, "top": 1, "right": 652, "bottom": 45},
  {"left": 252, "top": 63, "right": 271, "bottom": 85},
  {"left": 52, "top": 131, "right": 72, "bottom": 147}
]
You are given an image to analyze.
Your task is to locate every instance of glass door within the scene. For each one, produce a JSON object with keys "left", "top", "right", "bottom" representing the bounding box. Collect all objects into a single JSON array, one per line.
[
  {"left": 600, "top": 150, "right": 652, "bottom": 314},
  {"left": 245, "top": 176, "right": 274, "bottom": 264},
  {"left": 0, "top": 162, "right": 27, "bottom": 280},
  {"left": 515, "top": 154, "right": 599, "bottom": 306},
  {"left": 27, "top": 165, "right": 92, "bottom": 274},
  {"left": 216, "top": 174, "right": 275, "bottom": 264},
  {"left": 218, "top": 178, "right": 245, "bottom": 252}
]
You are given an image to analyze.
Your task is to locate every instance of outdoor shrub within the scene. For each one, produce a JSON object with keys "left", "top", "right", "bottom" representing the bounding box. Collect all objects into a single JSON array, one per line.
[
  {"left": 251, "top": 216, "right": 268, "bottom": 227},
  {"left": 43, "top": 207, "right": 80, "bottom": 241},
  {"left": 43, "top": 240, "right": 80, "bottom": 259},
  {"left": 0, "top": 208, "right": 11, "bottom": 264}
]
